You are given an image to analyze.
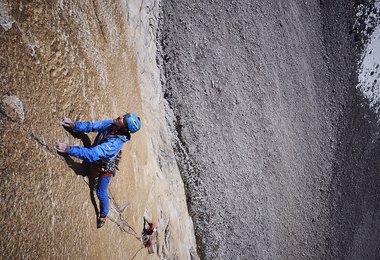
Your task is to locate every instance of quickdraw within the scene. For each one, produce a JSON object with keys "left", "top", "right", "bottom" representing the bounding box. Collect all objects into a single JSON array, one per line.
[
  {"left": 96, "top": 151, "right": 122, "bottom": 177},
  {"left": 93, "top": 126, "right": 125, "bottom": 177}
]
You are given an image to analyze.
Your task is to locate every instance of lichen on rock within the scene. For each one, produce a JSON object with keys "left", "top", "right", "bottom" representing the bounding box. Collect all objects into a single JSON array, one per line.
[
  {"left": 0, "top": 93, "right": 25, "bottom": 123},
  {"left": 0, "top": 1, "right": 15, "bottom": 31}
]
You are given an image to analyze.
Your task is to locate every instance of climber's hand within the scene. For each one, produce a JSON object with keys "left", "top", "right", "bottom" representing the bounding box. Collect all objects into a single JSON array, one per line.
[
  {"left": 61, "top": 118, "right": 74, "bottom": 129},
  {"left": 55, "top": 142, "right": 69, "bottom": 153}
]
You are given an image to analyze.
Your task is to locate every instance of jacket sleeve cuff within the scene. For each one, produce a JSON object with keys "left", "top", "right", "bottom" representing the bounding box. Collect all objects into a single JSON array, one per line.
[
  {"left": 67, "top": 146, "right": 73, "bottom": 155},
  {"left": 72, "top": 122, "right": 79, "bottom": 132}
]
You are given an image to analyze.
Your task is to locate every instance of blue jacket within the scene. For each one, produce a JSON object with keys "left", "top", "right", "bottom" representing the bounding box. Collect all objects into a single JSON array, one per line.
[{"left": 67, "top": 119, "right": 129, "bottom": 163}]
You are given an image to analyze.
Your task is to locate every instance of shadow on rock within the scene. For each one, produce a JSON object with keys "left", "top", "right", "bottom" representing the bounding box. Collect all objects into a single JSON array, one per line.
[
  {"left": 328, "top": 92, "right": 380, "bottom": 259},
  {"left": 58, "top": 128, "right": 100, "bottom": 218},
  {"left": 63, "top": 125, "right": 92, "bottom": 147}
]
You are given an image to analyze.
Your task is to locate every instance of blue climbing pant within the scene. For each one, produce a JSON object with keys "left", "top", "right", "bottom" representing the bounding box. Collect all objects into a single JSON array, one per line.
[{"left": 97, "top": 176, "right": 111, "bottom": 217}]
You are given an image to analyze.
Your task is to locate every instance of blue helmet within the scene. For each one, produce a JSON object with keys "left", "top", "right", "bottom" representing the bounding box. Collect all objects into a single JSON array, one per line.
[{"left": 125, "top": 113, "right": 141, "bottom": 133}]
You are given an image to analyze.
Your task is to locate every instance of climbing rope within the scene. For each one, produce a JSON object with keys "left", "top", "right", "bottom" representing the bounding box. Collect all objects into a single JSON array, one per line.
[
  {"left": 130, "top": 246, "right": 144, "bottom": 260},
  {"left": 81, "top": 177, "right": 141, "bottom": 240}
]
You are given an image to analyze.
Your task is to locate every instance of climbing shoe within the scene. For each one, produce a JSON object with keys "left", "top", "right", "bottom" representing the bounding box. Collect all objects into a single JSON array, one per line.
[{"left": 97, "top": 216, "right": 107, "bottom": 229}]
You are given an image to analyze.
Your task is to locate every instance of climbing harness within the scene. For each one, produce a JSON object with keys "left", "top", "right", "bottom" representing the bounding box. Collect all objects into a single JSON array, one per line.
[
  {"left": 96, "top": 151, "right": 122, "bottom": 177},
  {"left": 93, "top": 127, "right": 126, "bottom": 177}
]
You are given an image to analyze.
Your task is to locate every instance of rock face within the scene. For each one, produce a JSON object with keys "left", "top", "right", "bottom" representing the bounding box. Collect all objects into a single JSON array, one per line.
[
  {"left": 0, "top": 1, "right": 197, "bottom": 259},
  {"left": 3, "top": 1, "right": 380, "bottom": 259},
  {"left": 158, "top": 0, "right": 380, "bottom": 259}
]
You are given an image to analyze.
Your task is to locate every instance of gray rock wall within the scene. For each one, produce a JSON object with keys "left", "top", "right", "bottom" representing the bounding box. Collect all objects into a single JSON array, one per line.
[{"left": 158, "top": 0, "right": 380, "bottom": 259}]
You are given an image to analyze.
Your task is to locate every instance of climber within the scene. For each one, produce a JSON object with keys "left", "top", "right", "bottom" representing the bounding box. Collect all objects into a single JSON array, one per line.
[
  {"left": 55, "top": 113, "right": 141, "bottom": 228},
  {"left": 142, "top": 218, "right": 157, "bottom": 253}
]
